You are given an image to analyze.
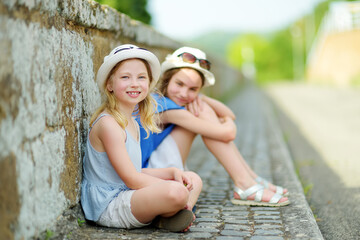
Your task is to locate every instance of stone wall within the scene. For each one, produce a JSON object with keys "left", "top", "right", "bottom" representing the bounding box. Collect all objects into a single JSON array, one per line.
[{"left": 0, "top": 0, "right": 242, "bottom": 239}]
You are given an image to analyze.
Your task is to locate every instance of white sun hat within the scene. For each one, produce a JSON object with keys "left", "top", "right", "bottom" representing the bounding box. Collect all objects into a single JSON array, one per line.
[
  {"left": 161, "top": 46, "right": 215, "bottom": 87},
  {"left": 96, "top": 44, "right": 161, "bottom": 92}
]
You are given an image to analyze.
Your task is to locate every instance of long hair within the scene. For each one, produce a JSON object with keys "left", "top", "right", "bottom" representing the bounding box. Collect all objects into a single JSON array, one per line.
[
  {"left": 157, "top": 67, "right": 205, "bottom": 97},
  {"left": 90, "top": 58, "right": 160, "bottom": 137}
]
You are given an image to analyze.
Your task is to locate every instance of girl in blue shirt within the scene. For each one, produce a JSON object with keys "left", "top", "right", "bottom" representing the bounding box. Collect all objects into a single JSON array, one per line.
[{"left": 140, "top": 47, "right": 290, "bottom": 207}]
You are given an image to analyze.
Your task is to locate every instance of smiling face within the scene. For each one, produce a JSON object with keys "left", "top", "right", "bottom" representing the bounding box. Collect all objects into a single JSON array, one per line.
[
  {"left": 166, "top": 68, "right": 203, "bottom": 106},
  {"left": 106, "top": 58, "right": 150, "bottom": 109}
]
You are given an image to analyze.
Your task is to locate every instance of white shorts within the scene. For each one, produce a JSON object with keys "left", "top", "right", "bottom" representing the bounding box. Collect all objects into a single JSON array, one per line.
[
  {"left": 96, "top": 190, "right": 149, "bottom": 229},
  {"left": 148, "top": 134, "right": 185, "bottom": 170}
]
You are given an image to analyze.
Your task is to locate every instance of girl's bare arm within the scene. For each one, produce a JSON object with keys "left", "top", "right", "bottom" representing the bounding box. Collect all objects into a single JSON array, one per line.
[
  {"left": 142, "top": 167, "right": 193, "bottom": 191},
  {"left": 97, "top": 116, "right": 165, "bottom": 190},
  {"left": 200, "top": 95, "right": 235, "bottom": 120},
  {"left": 160, "top": 109, "right": 236, "bottom": 142}
]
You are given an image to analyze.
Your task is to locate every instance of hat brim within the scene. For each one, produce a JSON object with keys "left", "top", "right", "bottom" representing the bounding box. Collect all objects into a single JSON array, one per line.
[
  {"left": 161, "top": 58, "right": 215, "bottom": 87},
  {"left": 96, "top": 49, "right": 160, "bottom": 92}
]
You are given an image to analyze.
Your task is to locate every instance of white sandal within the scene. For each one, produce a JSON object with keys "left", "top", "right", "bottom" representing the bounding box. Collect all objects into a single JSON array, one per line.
[
  {"left": 255, "top": 176, "right": 289, "bottom": 196},
  {"left": 231, "top": 184, "right": 290, "bottom": 207}
]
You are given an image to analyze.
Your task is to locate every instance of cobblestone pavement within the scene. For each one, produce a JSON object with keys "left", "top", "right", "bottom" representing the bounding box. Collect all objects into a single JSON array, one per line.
[{"left": 44, "top": 84, "right": 323, "bottom": 240}]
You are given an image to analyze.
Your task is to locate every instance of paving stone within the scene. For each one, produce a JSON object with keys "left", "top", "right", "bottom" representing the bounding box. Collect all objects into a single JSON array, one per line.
[
  {"left": 196, "top": 222, "right": 223, "bottom": 228},
  {"left": 250, "top": 236, "right": 284, "bottom": 240},
  {"left": 254, "top": 219, "right": 283, "bottom": 224},
  {"left": 253, "top": 210, "right": 281, "bottom": 215},
  {"left": 223, "top": 224, "right": 251, "bottom": 231},
  {"left": 224, "top": 219, "right": 249, "bottom": 224},
  {"left": 254, "top": 229, "right": 284, "bottom": 236},
  {"left": 251, "top": 207, "right": 280, "bottom": 211},
  {"left": 196, "top": 217, "right": 221, "bottom": 222},
  {"left": 220, "top": 229, "right": 252, "bottom": 237},
  {"left": 216, "top": 237, "right": 244, "bottom": 240},
  {"left": 223, "top": 215, "right": 248, "bottom": 221},
  {"left": 254, "top": 224, "right": 282, "bottom": 229},
  {"left": 184, "top": 232, "right": 213, "bottom": 238},
  {"left": 189, "top": 227, "right": 220, "bottom": 233},
  {"left": 254, "top": 215, "right": 281, "bottom": 220},
  {"left": 196, "top": 208, "right": 220, "bottom": 214},
  {"left": 223, "top": 209, "right": 248, "bottom": 214},
  {"left": 196, "top": 213, "right": 218, "bottom": 218},
  {"left": 222, "top": 206, "right": 248, "bottom": 211}
]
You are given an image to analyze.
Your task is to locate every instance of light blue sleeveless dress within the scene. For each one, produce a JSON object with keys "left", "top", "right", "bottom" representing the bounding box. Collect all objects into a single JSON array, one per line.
[{"left": 81, "top": 114, "right": 142, "bottom": 221}]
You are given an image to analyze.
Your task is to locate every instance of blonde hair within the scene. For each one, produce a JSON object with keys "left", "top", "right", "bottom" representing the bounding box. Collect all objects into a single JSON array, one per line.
[{"left": 90, "top": 58, "right": 160, "bottom": 137}]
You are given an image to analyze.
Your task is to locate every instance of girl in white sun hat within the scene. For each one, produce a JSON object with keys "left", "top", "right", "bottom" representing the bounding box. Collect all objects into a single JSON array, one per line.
[
  {"left": 137, "top": 46, "right": 290, "bottom": 207},
  {"left": 81, "top": 44, "right": 201, "bottom": 232}
]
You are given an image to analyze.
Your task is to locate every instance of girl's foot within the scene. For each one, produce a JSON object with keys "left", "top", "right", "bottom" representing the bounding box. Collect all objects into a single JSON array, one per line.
[{"left": 255, "top": 176, "right": 289, "bottom": 196}]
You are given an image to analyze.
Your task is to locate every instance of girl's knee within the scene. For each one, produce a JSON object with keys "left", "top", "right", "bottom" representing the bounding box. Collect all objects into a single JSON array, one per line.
[
  {"left": 187, "top": 171, "right": 203, "bottom": 189},
  {"left": 166, "top": 181, "right": 189, "bottom": 207},
  {"left": 198, "top": 103, "right": 218, "bottom": 122}
]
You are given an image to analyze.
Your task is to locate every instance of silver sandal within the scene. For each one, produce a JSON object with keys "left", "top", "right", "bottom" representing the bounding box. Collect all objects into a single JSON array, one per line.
[{"left": 231, "top": 184, "right": 290, "bottom": 207}]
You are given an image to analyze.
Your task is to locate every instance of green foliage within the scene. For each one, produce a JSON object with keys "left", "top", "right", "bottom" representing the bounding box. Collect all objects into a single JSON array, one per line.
[
  {"left": 45, "top": 229, "right": 53, "bottom": 240},
  {"left": 77, "top": 218, "right": 85, "bottom": 227},
  {"left": 227, "top": 30, "right": 294, "bottom": 84},
  {"left": 95, "top": 0, "right": 151, "bottom": 24}
]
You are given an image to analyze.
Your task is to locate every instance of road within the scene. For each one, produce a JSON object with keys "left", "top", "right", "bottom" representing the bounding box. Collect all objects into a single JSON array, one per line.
[{"left": 265, "top": 82, "right": 360, "bottom": 240}]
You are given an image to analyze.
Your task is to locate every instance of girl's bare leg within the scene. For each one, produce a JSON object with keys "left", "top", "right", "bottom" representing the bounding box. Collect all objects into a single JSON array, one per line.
[
  {"left": 232, "top": 142, "right": 287, "bottom": 193},
  {"left": 183, "top": 171, "right": 202, "bottom": 211},
  {"left": 170, "top": 126, "right": 202, "bottom": 211},
  {"left": 170, "top": 126, "right": 196, "bottom": 166},
  {"left": 131, "top": 180, "right": 190, "bottom": 224},
  {"left": 197, "top": 102, "right": 288, "bottom": 201}
]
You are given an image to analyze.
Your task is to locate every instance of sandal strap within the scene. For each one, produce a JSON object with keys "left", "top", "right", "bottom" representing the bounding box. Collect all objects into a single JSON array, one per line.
[
  {"left": 275, "top": 186, "right": 284, "bottom": 195},
  {"left": 256, "top": 176, "right": 284, "bottom": 195},
  {"left": 234, "top": 184, "right": 264, "bottom": 200},
  {"left": 269, "top": 193, "right": 283, "bottom": 204},
  {"left": 255, "top": 176, "right": 269, "bottom": 188},
  {"left": 234, "top": 184, "right": 285, "bottom": 204}
]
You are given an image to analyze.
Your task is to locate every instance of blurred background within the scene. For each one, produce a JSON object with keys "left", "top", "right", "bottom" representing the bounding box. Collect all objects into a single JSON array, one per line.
[{"left": 94, "top": 0, "right": 360, "bottom": 86}]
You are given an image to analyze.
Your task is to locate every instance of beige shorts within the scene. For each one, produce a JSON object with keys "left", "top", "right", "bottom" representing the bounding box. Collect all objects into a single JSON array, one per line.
[
  {"left": 148, "top": 134, "right": 185, "bottom": 170},
  {"left": 96, "top": 190, "right": 149, "bottom": 229}
]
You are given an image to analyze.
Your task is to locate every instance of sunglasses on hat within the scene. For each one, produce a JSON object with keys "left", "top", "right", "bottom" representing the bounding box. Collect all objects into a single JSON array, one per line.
[{"left": 177, "top": 52, "right": 211, "bottom": 70}]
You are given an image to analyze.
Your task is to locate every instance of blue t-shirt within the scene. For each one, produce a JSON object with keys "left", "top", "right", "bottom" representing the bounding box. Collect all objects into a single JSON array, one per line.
[{"left": 137, "top": 94, "right": 184, "bottom": 168}]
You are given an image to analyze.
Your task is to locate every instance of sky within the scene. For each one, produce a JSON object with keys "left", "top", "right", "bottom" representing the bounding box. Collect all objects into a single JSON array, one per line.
[{"left": 148, "top": 0, "right": 323, "bottom": 40}]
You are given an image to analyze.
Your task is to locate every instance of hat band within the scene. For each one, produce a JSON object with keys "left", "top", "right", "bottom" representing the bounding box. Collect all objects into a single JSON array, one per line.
[{"left": 114, "top": 46, "right": 149, "bottom": 55}]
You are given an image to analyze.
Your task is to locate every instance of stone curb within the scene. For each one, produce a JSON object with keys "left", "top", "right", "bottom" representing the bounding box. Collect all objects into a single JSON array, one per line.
[{"left": 262, "top": 89, "right": 324, "bottom": 239}]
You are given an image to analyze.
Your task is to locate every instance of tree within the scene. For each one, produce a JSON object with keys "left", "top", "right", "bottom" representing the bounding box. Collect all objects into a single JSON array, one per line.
[
  {"left": 95, "top": 0, "right": 151, "bottom": 24},
  {"left": 227, "top": 31, "right": 293, "bottom": 84}
]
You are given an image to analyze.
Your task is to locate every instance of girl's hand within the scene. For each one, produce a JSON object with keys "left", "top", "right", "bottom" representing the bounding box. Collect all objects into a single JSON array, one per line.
[
  {"left": 186, "top": 95, "right": 203, "bottom": 117},
  {"left": 222, "top": 116, "right": 237, "bottom": 137},
  {"left": 173, "top": 169, "right": 193, "bottom": 191}
]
